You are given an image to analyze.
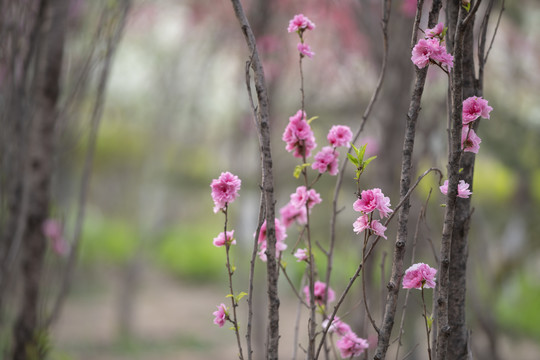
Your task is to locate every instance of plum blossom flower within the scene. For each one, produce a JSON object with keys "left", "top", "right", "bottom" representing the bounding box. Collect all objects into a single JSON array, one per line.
[
  {"left": 213, "top": 230, "right": 236, "bottom": 247},
  {"left": 294, "top": 248, "right": 308, "bottom": 262},
  {"left": 402, "top": 263, "right": 437, "bottom": 289},
  {"left": 439, "top": 179, "right": 473, "bottom": 199},
  {"left": 304, "top": 281, "right": 335, "bottom": 305},
  {"left": 257, "top": 218, "right": 288, "bottom": 262},
  {"left": 287, "top": 14, "right": 315, "bottom": 33},
  {"left": 321, "top": 316, "right": 352, "bottom": 337},
  {"left": 42, "top": 219, "right": 70, "bottom": 256},
  {"left": 312, "top": 146, "right": 339, "bottom": 175},
  {"left": 280, "top": 202, "right": 307, "bottom": 227},
  {"left": 411, "top": 38, "right": 454, "bottom": 69},
  {"left": 210, "top": 172, "right": 241, "bottom": 213},
  {"left": 370, "top": 220, "right": 387, "bottom": 239},
  {"left": 282, "top": 110, "right": 317, "bottom": 158},
  {"left": 426, "top": 22, "right": 444, "bottom": 38},
  {"left": 297, "top": 43, "right": 315, "bottom": 58},
  {"left": 461, "top": 126, "right": 482, "bottom": 153},
  {"left": 353, "top": 188, "right": 393, "bottom": 218},
  {"left": 353, "top": 215, "right": 370, "bottom": 234},
  {"left": 462, "top": 96, "right": 493, "bottom": 124},
  {"left": 336, "top": 332, "right": 369, "bottom": 359},
  {"left": 327, "top": 125, "right": 353, "bottom": 147},
  {"left": 213, "top": 303, "right": 228, "bottom": 327},
  {"left": 290, "top": 186, "right": 322, "bottom": 210}
]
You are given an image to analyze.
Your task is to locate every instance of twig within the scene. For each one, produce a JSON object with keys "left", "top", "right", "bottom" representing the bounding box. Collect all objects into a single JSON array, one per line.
[
  {"left": 483, "top": 0, "right": 505, "bottom": 65},
  {"left": 279, "top": 262, "right": 309, "bottom": 308}
]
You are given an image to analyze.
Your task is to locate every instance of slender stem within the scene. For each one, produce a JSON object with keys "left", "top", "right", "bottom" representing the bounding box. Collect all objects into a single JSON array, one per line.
[
  {"left": 362, "top": 219, "right": 380, "bottom": 334},
  {"left": 422, "top": 286, "right": 433, "bottom": 360},
  {"left": 224, "top": 207, "right": 245, "bottom": 360}
]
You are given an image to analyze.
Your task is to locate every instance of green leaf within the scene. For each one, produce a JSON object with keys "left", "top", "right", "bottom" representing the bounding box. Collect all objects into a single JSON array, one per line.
[
  {"left": 293, "top": 163, "right": 311, "bottom": 179},
  {"left": 307, "top": 116, "right": 319, "bottom": 124},
  {"left": 441, "top": 26, "right": 448, "bottom": 39},
  {"left": 364, "top": 155, "right": 377, "bottom": 167},
  {"left": 358, "top": 144, "right": 367, "bottom": 161},
  {"left": 462, "top": 1, "right": 471, "bottom": 12},
  {"left": 226, "top": 294, "right": 234, "bottom": 298},
  {"left": 427, "top": 314, "right": 434, "bottom": 330},
  {"left": 351, "top": 143, "right": 360, "bottom": 157},
  {"left": 347, "top": 153, "right": 359, "bottom": 167},
  {"left": 236, "top": 291, "right": 248, "bottom": 302},
  {"left": 231, "top": 265, "right": 236, "bottom": 274}
]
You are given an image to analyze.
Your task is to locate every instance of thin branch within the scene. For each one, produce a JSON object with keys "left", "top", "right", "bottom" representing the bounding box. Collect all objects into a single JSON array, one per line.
[{"left": 483, "top": 0, "right": 505, "bottom": 65}]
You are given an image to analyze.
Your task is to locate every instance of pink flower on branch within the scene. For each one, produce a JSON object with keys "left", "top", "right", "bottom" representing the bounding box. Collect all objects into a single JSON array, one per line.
[
  {"left": 290, "top": 186, "right": 322, "bottom": 210},
  {"left": 353, "top": 188, "right": 392, "bottom": 218},
  {"left": 280, "top": 202, "right": 307, "bottom": 227},
  {"left": 282, "top": 110, "right": 317, "bottom": 158},
  {"left": 322, "top": 316, "right": 352, "bottom": 337},
  {"left": 312, "top": 146, "right": 339, "bottom": 175},
  {"left": 461, "top": 126, "right": 482, "bottom": 153},
  {"left": 353, "top": 215, "right": 370, "bottom": 234},
  {"left": 411, "top": 38, "right": 453, "bottom": 69},
  {"left": 402, "top": 263, "right": 437, "bottom": 289},
  {"left": 327, "top": 125, "right": 353, "bottom": 147},
  {"left": 213, "top": 230, "right": 236, "bottom": 247},
  {"left": 212, "top": 303, "right": 228, "bottom": 327},
  {"left": 439, "top": 179, "right": 473, "bottom": 199},
  {"left": 210, "top": 172, "right": 241, "bottom": 213},
  {"left": 294, "top": 248, "right": 308, "bottom": 262},
  {"left": 297, "top": 43, "right": 315, "bottom": 58},
  {"left": 257, "top": 218, "right": 288, "bottom": 262},
  {"left": 303, "top": 281, "right": 335, "bottom": 305},
  {"left": 287, "top": 14, "right": 315, "bottom": 33},
  {"left": 336, "top": 332, "right": 369, "bottom": 359},
  {"left": 425, "top": 22, "right": 444, "bottom": 38},
  {"left": 370, "top": 220, "right": 387, "bottom": 239},
  {"left": 462, "top": 96, "right": 493, "bottom": 124}
]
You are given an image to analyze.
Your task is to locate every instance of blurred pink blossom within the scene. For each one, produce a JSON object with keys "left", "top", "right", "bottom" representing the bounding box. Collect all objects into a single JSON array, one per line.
[
  {"left": 42, "top": 219, "right": 70, "bottom": 256},
  {"left": 290, "top": 186, "right": 322, "bottom": 210},
  {"left": 210, "top": 172, "right": 241, "bottom": 213},
  {"left": 304, "top": 280, "right": 335, "bottom": 305},
  {"left": 297, "top": 43, "right": 315, "bottom": 58},
  {"left": 402, "top": 263, "right": 437, "bottom": 289},
  {"left": 287, "top": 13, "right": 315, "bottom": 33},
  {"left": 411, "top": 38, "right": 454, "bottom": 69},
  {"left": 212, "top": 303, "right": 228, "bottom": 327},
  {"left": 461, "top": 126, "right": 482, "bottom": 153},
  {"left": 400, "top": 0, "right": 418, "bottom": 17},
  {"left": 280, "top": 202, "right": 307, "bottom": 227},
  {"left": 439, "top": 180, "right": 473, "bottom": 199},
  {"left": 353, "top": 215, "right": 370, "bottom": 234},
  {"left": 327, "top": 125, "right": 353, "bottom": 148},
  {"left": 312, "top": 146, "right": 339, "bottom": 175},
  {"left": 336, "top": 332, "right": 369, "bottom": 358},
  {"left": 462, "top": 96, "right": 493, "bottom": 124},
  {"left": 426, "top": 23, "right": 444, "bottom": 38},
  {"left": 322, "top": 316, "right": 352, "bottom": 337},
  {"left": 257, "top": 218, "right": 288, "bottom": 262},
  {"left": 213, "top": 230, "right": 236, "bottom": 247},
  {"left": 294, "top": 248, "right": 308, "bottom": 262}
]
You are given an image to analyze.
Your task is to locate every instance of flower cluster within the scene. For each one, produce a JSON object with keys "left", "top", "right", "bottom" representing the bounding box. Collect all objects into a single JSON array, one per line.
[
  {"left": 210, "top": 172, "right": 241, "bottom": 213},
  {"left": 352, "top": 188, "right": 392, "bottom": 239},
  {"left": 402, "top": 263, "right": 437, "bottom": 289},
  {"left": 257, "top": 218, "right": 288, "bottom": 262},
  {"left": 282, "top": 110, "right": 317, "bottom": 158},
  {"left": 461, "top": 96, "right": 492, "bottom": 153},
  {"left": 322, "top": 317, "right": 369, "bottom": 358},
  {"left": 311, "top": 125, "right": 353, "bottom": 176},
  {"left": 212, "top": 303, "right": 229, "bottom": 327},
  {"left": 303, "top": 280, "right": 335, "bottom": 306},
  {"left": 288, "top": 14, "right": 316, "bottom": 59},
  {"left": 439, "top": 179, "right": 472, "bottom": 199},
  {"left": 279, "top": 185, "right": 321, "bottom": 230},
  {"left": 411, "top": 23, "right": 453, "bottom": 69}
]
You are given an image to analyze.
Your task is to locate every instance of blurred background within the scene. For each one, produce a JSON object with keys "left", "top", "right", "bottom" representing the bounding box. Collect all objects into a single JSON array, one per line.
[{"left": 2, "top": 0, "right": 540, "bottom": 359}]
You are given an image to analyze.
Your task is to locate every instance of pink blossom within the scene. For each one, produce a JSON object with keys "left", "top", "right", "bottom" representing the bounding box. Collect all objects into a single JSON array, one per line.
[
  {"left": 42, "top": 219, "right": 70, "bottom": 256},
  {"left": 287, "top": 14, "right": 315, "bottom": 33},
  {"left": 400, "top": 0, "right": 417, "bottom": 17},
  {"left": 327, "top": 125, "right": 353, "bottom": 147},
  {"left": 294, "top": 248, "right": 308, "bottom": 262},
  {"left": 257, "top": 218, "right": 288, "bottom": 262},
  {"left": 336, "top": 332, "right": 369, "bottom": 359},
  {"left": 213, "top": 303, "right": 228, "bottom": 327},
  {"left": 353, "top": 215, "right": 370, "bottom": 234},
  {"left": 322, "top": 316, "right": 352, "bottom": 336},
  {"left": 297, "top": 43, "right": 315, "bottom": 58},
  {"left": 304, "top": 281, "right": 335, "bottom": 305},
  {"left": 462, "top": 96, "right": 493, "bottom": 124},
  {"left": 290, "top": 186, "right": 322, "bottom": 210},
  {"left": 411, "top": 38, "right": 453, "bottom": 69},
  {"left": 370, "top": 220, "right": 387, "bottom": 239},
  {"left": 312, "top": 146, "right": 339, "bottom": 175},
  {"left": 353, "top": 188, "right": 393, "bottom": 217},
  {"left": 461, "top": 126, "right": 482, "bottom": 153},
  {"left": 210, "top": 172, "right": 241, "bottom": 213},
  {"left": 280, "top": 202, "right": 307, "bottom": 227},
  {"left": 213, "top": 230, "right": 236, "bottom": 247},
  {"left": 402, "top": 262, "right": 437, "bottom": 289},
  {"left": 439, "top": 179, "right": 473, "bottom": 199},
  {"left": 426, "top": 23, "right": 444, "bottom": 38},
  {"left": 282, "top": 110, "right": 317, "bottom": 158}
]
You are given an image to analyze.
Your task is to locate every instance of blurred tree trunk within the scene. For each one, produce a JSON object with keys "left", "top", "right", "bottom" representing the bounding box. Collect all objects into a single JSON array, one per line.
[{"left": 10, "top": 0, "right": 69, "bottom": 358}]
